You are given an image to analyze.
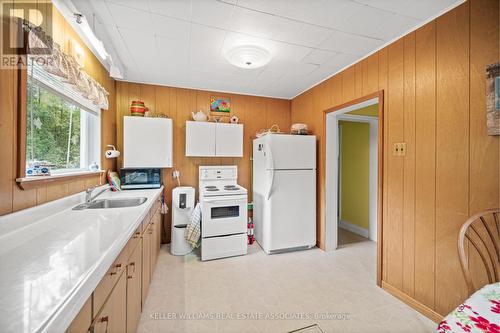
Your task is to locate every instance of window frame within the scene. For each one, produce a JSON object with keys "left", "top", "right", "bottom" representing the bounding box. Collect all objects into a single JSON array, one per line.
[
  {"left": 16, "top": 63, "right": 103, "bottom": 189},
  {"left": 26, "top": 75, "right": 101, "bottom": 174}
]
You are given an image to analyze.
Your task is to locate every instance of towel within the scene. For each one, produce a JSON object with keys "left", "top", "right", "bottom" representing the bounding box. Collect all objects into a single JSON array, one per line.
[{"left": 185, "top": 203, "right": 201, "bottom": 248}]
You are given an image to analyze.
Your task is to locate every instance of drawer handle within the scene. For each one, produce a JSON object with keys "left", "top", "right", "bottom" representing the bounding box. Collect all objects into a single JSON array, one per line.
[{"left": 127, "top": 262, "right": 136, "bottom": 279}]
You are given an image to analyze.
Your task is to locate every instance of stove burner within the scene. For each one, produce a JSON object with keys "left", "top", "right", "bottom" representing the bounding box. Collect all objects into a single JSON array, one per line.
[
  {"left": 224, "top": 185, "right": 237, "bottom": 188},
  {"left": 205, "top": 187, "right": 219, "bottom": 191},
  {"left": 224, "top": 185, "right": 239, "bottom": 191}
]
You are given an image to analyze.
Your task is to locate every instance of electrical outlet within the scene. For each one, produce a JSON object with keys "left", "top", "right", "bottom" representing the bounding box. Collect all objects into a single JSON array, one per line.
[
  {"left": 172, "top": 170, "right": 180, "bottom": 179},
  {"left": 393, "top": 143, "right": 407, "bottom": 156}
]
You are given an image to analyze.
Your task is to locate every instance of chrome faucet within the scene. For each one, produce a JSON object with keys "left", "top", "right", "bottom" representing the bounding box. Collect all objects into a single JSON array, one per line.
[{"left": 85, "top": 184, "right": 120, "bottom": 203}]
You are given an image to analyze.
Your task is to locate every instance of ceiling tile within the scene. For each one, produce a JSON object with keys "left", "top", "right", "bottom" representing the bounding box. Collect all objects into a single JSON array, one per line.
[
  {"left": 152, "top": 14, "right": 191, "bottom": 40},
  {"left": 309, "top": 0, "right": 366, "bottom": 30},
  {"left": 79, "top": 0, "right": 457, "bottom": 98},
  {"left": 148, "top": 0, "right": 192, "bottom": 21},
  {"left": 355, "top": 0, "right": 460, "bottom": 20},
  {"left": 301, "top": 49, "right": 337, "bottom": 65},
  {"left": 103, "top": 25, "right": 135, "bottom": 70},
  {"left": 283, "top": 23, "right": 334, "bottom": 48},
  {"left": 106, "top": 2, "right": 154, "bottom": 33},
  {"left": 268, "top": 60, "right": 318, "bottom": 76},
  {"left": 336, "top": 5, "right": 396, "bottom": 39},
  {"left": 156, "top": 35, "right": 189, "bottom": 68},
  {"left": 319, "top": 31, "right": 384, "bottom": 56},
  {"left": 118, "top": 27, "right": 157, "bottom": 71},
  {"left": 190, "top": 24, "right": 226, "bottom": 54},
  {"left": 105, "top": 0, "right": 149, "bottom": 12},
  {"left": 371, "top": 14, "right": 421, "bottom": 40},
  {"left": 230, "top": 6, "right": 302, "bottom": 41},
  {"left": 191, "top": 0, "right": 235, "bottom": 30}
]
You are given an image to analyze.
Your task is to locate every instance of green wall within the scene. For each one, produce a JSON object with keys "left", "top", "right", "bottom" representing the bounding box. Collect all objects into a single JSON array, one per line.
[
  {"left": 347, "top": 104, "right": 378, "bottom": 117},
  {"left": 339, "top": 121, "right": 370, "bottom": 230}
]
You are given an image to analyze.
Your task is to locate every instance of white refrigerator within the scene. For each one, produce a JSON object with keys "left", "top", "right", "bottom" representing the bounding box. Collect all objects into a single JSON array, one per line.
[{"left": 252, "top": 134, "right": 316, "bottom": 254}]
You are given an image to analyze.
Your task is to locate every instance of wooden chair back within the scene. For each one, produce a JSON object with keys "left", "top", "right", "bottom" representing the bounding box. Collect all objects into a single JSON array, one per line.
[{"left": 458, "top": 208, "right": 500, "bottom": 295}]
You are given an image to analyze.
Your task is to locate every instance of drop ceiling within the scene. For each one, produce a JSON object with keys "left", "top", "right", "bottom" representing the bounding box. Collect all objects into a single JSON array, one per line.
[{"left": 75, "top": 0, "right": 464, "bottom": 99}]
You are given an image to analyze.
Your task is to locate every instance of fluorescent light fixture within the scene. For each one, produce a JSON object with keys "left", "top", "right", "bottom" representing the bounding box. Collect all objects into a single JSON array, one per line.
[
  {"left": 225, "top": 45, "right": 271, "bottom": 69},
  {"left": 77, "top": 15, "right": 108, "bottom": 60},
  {"left": 109, "top": 64, "right": 123, "bottom": 79}
]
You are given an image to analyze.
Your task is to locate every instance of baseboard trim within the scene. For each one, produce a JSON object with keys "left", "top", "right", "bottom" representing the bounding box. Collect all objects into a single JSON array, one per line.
[
  {"left": 339, "top": 220, "right": 369, "bottom": 238},
  {"left": 381, "top": 281, "right": 443, "bottom": 323}
]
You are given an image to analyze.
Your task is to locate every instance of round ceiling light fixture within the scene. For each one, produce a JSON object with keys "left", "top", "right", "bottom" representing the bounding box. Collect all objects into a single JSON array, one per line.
[{"left": 225, "top": 45, "right": 271, "bottom": 69}]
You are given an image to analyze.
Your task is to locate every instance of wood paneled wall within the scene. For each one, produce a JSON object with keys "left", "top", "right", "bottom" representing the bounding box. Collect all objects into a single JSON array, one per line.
[
  {"left": 116, "top": 81, "right": 290, "bottom": 241},
  {"left": 291, "top": 0, "right": 500, "bottom": 319},
  {"left": 0, "top": 2, "right": 116, "bottom": 216}
]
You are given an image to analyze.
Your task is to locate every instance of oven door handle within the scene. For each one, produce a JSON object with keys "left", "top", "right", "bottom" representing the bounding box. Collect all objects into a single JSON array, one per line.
[{"left": 204, "top": 199, "right": 247, "bottom": 205}]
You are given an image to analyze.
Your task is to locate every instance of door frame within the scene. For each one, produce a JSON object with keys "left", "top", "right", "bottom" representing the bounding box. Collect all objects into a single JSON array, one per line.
[
  {"left": 322, "top": 91, "right": 384, "bottom": 286},
  {"left": 337, "top": 114, "right": 378, "bottom": 241}
]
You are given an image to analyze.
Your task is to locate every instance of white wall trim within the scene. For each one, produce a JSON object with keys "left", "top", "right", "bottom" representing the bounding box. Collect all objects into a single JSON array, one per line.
[
  {"left": 325, "top": 97, "right": 379, "bottom": 251},
  {"left": 339, "top": 220, "right": 369, "bottom": 239}
]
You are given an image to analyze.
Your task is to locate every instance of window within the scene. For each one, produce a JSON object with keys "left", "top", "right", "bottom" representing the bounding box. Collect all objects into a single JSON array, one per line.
[{"left": 26, "top": 61, "right": 100, "bottom": 175}]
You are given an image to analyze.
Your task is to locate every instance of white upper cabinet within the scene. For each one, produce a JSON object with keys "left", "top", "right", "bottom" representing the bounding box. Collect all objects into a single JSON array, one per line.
[
  {"left": 124, "top": 116, "right": 173, "bottom": 168},
  {"left": 185, "top": 121, "right": 243, "bottom": 157},
  {"left": 215, "top": 123, "right": 243, "bottom": 157},
  {"left": 186, "top": 121, "right": 216, "bottom": 157}
]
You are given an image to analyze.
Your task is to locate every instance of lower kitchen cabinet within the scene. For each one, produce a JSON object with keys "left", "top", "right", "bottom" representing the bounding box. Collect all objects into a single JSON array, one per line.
[
  {"left": 66, "top": 197, "right": 163, "bottom": 333},
  {"left": 141, "top": 224, "right": 152, "bottom": 305},
  {"left": 66, "top": 297, "right": 91, "bottom": 333},
  {"left": 92, "top": 272, "right": 127, "bottom": 333},
  {"left": 126, "top": 242, "right": 143, "bottom": 333},
  {"left": 151, "top": 211, "right": 161, "bottom": 273}
]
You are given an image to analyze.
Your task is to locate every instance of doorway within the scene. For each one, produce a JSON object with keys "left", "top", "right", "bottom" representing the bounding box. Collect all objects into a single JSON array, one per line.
[
  {"left": 324, "top": 92, "right": 384, "bottom": 283},
  {"left": 337, "top": 109, "right": 378, "bottom": 245}
]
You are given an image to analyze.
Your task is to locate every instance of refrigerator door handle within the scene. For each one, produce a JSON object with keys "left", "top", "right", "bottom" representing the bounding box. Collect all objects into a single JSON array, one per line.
[
  {"left": 266, "top": 146, "right": 275, "bottom": 200},
  {"left": 266, "top": 169, "right": 275, "bottom": 200}
]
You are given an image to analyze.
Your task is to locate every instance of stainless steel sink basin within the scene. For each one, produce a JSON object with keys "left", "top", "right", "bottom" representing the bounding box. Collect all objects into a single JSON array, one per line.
[{"left": 73, "top": 197, "right": 148, "bottom": 210}]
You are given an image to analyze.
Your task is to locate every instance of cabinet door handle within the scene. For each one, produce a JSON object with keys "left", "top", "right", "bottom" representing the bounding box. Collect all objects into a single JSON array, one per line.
[
  {"left": 133, "top": 231, "right": 140, "bottom": 239},
  {"left": 99, "top": 316, "right": 109, "bottom": 333},
  {"left": 110, "top": 263, "right": 121, "bottom": 276},
  {"left": 127, "top": 262, "right": 136, "bottom": 279}
]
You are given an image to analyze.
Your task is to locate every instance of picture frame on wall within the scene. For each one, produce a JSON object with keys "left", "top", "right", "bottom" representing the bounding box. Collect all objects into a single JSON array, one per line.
[
  {"left": 210, "top": 96, "right": 230, "bottom": 113},
  {"left": 486, "top": 63, "right": 500, "bottom": 135}
]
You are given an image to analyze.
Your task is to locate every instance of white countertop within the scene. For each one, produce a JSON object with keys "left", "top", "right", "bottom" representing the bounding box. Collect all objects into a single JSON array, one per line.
[{"left": 0, "top": 187, "right": 163, "bottom": 333}]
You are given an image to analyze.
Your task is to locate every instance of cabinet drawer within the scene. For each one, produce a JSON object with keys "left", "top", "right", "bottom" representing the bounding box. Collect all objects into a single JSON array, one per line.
[
  {"left": 122, "top": 225, "right": 142, "bottom": 260},
  {"left": 93, "top": 250, "right": 127, "bottom": 317}
]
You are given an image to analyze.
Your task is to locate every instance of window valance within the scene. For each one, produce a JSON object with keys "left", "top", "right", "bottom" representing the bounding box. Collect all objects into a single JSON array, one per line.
[{"left": 24, "top": 20, "right": 109, "bottom": 110}]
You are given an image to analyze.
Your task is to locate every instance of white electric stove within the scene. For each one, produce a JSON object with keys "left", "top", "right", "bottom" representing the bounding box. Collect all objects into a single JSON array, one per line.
[{"left": 199, "top": 166, "right": 248, "bottom": 261}]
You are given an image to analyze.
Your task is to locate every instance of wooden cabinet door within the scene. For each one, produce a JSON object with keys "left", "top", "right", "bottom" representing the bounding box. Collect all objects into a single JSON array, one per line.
[
  {"left": 92, "top": 272, "right": 127, "bottom": 333},
  {"left": 150, "top": 211, "right": 161, "bottom": 272},
  {"left": 66, "top": 297, "right": 91, "bottom": 333},
  {"left": 126, "top": 243, "right": 142, "bottom": 333},
  {"left": 141, "top": 227, "right": 151, "bottom": 305}
]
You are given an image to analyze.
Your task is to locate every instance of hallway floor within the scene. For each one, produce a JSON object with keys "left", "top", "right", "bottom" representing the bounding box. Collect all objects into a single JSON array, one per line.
[{"left": 137, "top": 230, "right": 436, "bottom": 333}]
